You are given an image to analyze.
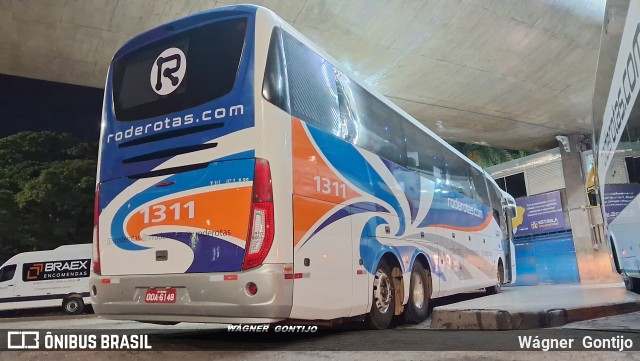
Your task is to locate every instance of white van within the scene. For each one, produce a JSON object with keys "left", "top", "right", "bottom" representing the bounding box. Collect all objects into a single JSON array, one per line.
[{"left": 0, "top": 244, "right": 91, "bottom": 315}]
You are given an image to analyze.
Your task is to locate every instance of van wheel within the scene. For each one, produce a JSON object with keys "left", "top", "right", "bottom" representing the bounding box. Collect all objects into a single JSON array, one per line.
[
  {"left": 63, "top": 297, "right": 84, "bottom": 315},
  {"left": 404, "top": 262, "right": 431, "bottom": 324},
  {"left": 367, "top": 260, "right": 395, "bottom": 329}
]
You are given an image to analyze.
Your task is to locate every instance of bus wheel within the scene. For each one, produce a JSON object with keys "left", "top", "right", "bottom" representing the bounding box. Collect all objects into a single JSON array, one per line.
[
  {"left": 63, "top": 297, "right": 84, "bottom": 315},
  {"left": 367, "top": 260, "right": 395, "bottom": 329},
  {"left": 404, "top": 262, "right": 431, "bottom": 324},
  {"left": 486, "top": 262, "right": 504, "bottom": 295}
]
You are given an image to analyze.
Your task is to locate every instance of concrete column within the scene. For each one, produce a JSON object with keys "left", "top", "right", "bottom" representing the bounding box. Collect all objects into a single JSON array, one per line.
[{"left": 559, "top": 134, "right": 620, "bottom": 284}]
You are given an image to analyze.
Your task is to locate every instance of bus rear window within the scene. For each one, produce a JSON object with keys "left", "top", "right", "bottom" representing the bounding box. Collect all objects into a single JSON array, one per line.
[{"left": 112, "top": 17, "right": 248, "bottom": 121}]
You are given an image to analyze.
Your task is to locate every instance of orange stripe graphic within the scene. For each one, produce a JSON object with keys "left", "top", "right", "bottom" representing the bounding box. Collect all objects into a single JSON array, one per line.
[
  {"left": 291, "top": 118, "right": 360, "bottom": 246},
  {"left": 293, "top": 196, "right": 335, "bottom": 247},
  {"left": 126, "top": 187, "right": 252, "bottom": 241}
]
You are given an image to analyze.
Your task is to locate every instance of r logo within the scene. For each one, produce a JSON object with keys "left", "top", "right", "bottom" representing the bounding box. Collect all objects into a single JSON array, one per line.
[{"left": 150, "top": 47, "right": 187, "bottom": 95}]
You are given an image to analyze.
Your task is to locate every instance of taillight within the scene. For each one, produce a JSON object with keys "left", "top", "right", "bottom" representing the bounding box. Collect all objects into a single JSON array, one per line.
[
  {"left": 93, "top": 184, "right": 101, "bottom": 275},
  {"left": 242, "top": 159, "right": 275, "bottom": 270},
  {"left": 252, "top": 158, "right": 273, "bottom": 202}
]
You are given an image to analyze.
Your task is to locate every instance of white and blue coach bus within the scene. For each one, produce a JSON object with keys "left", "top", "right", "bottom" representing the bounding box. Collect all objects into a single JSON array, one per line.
[
  {"left": 91, "top": 5, "right": 517, "bottom": 329},
  {"left": 595, "top": 0, "right": 640, "bottom": 293}
]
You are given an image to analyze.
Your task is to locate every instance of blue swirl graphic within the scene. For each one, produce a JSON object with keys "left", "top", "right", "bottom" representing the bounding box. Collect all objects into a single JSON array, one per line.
[{"left": 305, "top": 125, "right": 406, "bottom": 236}]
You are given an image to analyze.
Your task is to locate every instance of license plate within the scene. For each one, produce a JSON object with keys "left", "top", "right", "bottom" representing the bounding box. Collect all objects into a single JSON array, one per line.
[{"left": 144, "top": 288, "right": 177, "bottom": 303}]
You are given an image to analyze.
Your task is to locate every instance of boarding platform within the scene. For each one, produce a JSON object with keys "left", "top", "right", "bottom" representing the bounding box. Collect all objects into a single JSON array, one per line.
[{"left": 430, "top": 283, "right": 640, "bottom": 330}]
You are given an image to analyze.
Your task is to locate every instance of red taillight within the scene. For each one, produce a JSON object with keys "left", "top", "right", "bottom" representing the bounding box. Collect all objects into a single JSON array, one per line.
[
  {"left": 252, "top": 158, "right": 273, "bottom": 203},
  {"left": 93, "top": 184, "right": 101, "bottom": 275},
  {"left": 242, "top": 159, "right": 275, "bottom": 270}
]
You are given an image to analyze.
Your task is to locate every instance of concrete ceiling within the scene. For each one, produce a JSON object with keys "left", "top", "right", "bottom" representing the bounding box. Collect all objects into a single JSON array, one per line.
[{"left": 0, "top": 0, "right": 606, "bottom": 151}]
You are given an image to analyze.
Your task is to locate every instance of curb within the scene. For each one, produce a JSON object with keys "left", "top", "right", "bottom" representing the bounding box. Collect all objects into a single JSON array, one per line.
[{"left": 430, "top": 301, "right": 640, "bottom": 329}]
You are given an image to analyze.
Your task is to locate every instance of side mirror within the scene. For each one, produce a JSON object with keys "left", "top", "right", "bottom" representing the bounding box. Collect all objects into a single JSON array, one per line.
[{"left": 502, "top": 197, "right": 517, "bottom": 218}]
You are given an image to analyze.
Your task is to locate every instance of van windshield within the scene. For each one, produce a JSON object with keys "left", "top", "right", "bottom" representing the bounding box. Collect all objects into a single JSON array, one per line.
[{"left": 0, "top": 264, "right": 16, "bottom": 282}]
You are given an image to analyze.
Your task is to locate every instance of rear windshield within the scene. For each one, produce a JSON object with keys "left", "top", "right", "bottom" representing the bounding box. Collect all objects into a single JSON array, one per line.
[{"left": 112, "top": 17, "right": 248, "bottom": 121}]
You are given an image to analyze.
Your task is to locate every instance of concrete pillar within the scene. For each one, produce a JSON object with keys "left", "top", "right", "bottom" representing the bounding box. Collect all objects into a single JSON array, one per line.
[{"left": 559, "top": 134, "right": 620, "bottom": 284}]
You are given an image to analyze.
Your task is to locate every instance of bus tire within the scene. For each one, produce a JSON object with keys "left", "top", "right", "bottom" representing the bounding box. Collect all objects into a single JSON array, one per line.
[
  {"left": 486, "top": 261, "right": 504, "bottom": 295},
  {"left": 367, "top": 260, "right": 395, "bottom": 330},
  {"left": 63, "top": 297, "right": 84, "bottom": 315},
  {"left": 404, "top": 262, "right": 431, "bottom": 324}
]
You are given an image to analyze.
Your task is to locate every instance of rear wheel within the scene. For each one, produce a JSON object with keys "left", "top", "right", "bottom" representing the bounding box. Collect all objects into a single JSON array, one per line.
[
  {"left": 63, "top": 297, "right": 84, "bottom": 315},
  {"left": 486, "top": 262, "right": 504, "bottom": 295},
  {"left": 404, "top": 262, "right": 431, "bottom": 324},
  {"left": 367, "top": 260, "right": 395, "bottom": 329}
]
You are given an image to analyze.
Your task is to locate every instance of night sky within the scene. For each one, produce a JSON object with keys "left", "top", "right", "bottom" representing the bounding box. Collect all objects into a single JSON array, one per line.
[{"left": 0, "top": 74, "right": 103, "bottom": 142}]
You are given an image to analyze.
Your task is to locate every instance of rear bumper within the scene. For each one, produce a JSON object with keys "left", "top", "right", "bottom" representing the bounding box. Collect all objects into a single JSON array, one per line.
[{"left": 89, "top": 264, "right": 292, "bottom": 323}]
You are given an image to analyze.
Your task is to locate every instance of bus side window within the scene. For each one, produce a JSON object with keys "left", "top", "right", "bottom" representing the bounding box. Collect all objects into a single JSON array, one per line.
[
  {"left": 471, "top": 168, "right": 491, "bottom": 206},
  {"left": 282, "top": 31, "right": 341, "bottom": 137},
  {"left": 403, "top": 121, "right": 445, "bottom": 182},
  {"left": 333, "top": 68, "right": 405, "bottom": 165},
  {"left": 441, "top": 152, "right": 474, "bottom": 201},
  {"left": 334, "top": 70, "right": 358, "bottom": 143},
  {"left": 0, "top": 264, "right": 16, "bottom": 282},
  {"left": 489, "top": 184, "right": 503, "bottom": 224},
  {"left": 262, "top": 27, "right": 290, "bottom": 113}
]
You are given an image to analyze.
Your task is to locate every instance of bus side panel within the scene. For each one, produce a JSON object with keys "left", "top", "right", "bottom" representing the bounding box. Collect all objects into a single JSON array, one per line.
[
  {"left": 349, "top": 211, "right": 375, "bottom": 316},
  {"left": 253, "top": 10, "right": 294, "bottom": 268},
  {"left": 610, "top": 192, "right": 640, "bottom": 278},
  {"left": 289, "top": 119, "right": 429, "bottom": 318},
  {"left": 291, "top": 195, "right": 354, "bottom": 319},
  {"left": 289, "top": 118, "right": 358, "bottom": 319},
  {"left": 418, "top": 195, "right": 500, "bottom": 296},
  {"left": 290, "top": 117, "right": 505, "bottom": 317}
]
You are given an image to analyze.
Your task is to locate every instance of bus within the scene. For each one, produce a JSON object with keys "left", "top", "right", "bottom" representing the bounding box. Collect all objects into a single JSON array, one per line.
[
  {"left": 593, "top": 0, "right": 640, "bottom": 294},
  {"left": 91, "top": 5, "right": 517, "bottom": 329}
]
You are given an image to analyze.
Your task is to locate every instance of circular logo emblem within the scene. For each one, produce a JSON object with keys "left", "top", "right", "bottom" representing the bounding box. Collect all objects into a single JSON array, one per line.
[{"left": 150, "top": 47, "right": 187, "bottom": 95}]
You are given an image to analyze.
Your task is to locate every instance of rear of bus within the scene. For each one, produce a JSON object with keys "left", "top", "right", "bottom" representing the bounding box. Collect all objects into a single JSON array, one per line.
[{"left": 90, "top": 6, "right": 294, "bottom": 323}]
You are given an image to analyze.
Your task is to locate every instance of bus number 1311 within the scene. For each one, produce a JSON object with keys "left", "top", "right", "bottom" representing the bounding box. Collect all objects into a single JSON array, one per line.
[
  {"left": 313, "top": 176, "right": 347, "bottom": 198},
  {"left": 141, "top": 201, "right": 195, "bottom": 223}
]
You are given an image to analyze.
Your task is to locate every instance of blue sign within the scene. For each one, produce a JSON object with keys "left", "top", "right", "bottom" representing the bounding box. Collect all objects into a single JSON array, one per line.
[{"left": 512, "top": 191, "right": 566, "bottom": 236}]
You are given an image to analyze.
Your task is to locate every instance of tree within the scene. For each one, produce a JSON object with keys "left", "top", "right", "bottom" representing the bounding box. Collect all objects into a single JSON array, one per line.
[
  {"left": 16, "top": 160, "right": 96, "bottom": 250},
  {"left": 448, "top": 141, "right": 527, "bottom": 167},
  {"left": 0, "top": 132, "right": 97, "bottom": 255}
]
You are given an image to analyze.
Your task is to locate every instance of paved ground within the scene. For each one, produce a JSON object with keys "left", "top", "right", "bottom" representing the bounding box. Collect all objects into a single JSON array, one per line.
[
  {"left": 1, "top": 285, "right": 639, "bottom": 359},
  {"left": 431, "top": 283, "right": 640, "bottom": 329},
  {"left": 436, "top": 283, "right": 638, "bottom": 313},
  {"left": 558, "top": 310, "right": 640, "bottom": 330}
]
